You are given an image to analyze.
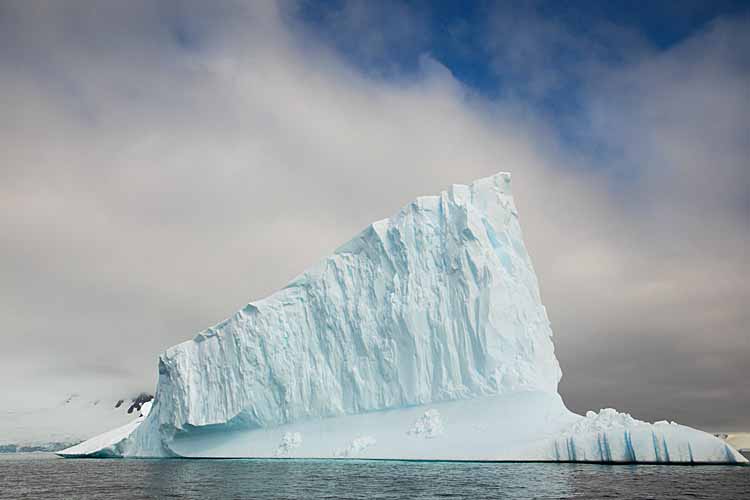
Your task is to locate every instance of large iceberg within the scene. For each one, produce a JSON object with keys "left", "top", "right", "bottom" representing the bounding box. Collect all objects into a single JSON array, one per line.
[{"left": 59, "top": 173, "right": 746, "bottom": 463}]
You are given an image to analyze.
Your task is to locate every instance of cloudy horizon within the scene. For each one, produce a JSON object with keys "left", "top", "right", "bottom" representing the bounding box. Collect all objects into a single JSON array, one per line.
[{"left": 1, "top": 1, "right": 748, "bottom": 432}]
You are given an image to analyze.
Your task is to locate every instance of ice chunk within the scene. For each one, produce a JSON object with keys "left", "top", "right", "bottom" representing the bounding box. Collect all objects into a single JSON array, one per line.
[
  {"left": 545, "top": 408, "right": 746, "bottom": 463},
  {"left": 408, "top": 409, "right": 444, "bottom": 439},
  {"left": 275, "top": 432, "right": 302, "bottom": 457},
  {"left": 335, "top": 436, "right": 377, "bottom": 457}
]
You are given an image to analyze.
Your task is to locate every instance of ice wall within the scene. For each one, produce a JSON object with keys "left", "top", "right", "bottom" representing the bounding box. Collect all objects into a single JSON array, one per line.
[{"left": 125, "top": 172, "right": 561, "bottom": 455}]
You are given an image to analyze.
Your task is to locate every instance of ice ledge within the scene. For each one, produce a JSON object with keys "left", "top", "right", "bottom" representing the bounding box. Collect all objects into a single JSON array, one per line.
[
  {"left": 57, "top": 402, "right": 152, "bottom": 458},
  {"left": 58, "top": 396, "right": 747, "bottom": 464}
]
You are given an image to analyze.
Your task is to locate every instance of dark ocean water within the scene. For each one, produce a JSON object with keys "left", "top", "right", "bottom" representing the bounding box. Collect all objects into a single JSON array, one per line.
[{"left": 1, "top": 453, "right": 748, "bottom": 500}]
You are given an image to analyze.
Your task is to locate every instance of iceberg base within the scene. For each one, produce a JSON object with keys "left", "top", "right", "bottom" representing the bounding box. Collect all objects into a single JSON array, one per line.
[{"left": 59, "top": 392, "right": 747, "bottom": 464}]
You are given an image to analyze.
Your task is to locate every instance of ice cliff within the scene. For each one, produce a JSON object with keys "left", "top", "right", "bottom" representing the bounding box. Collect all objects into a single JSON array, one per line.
[{"left": 59, "top": 173, "right": 746, "bottom": 464}]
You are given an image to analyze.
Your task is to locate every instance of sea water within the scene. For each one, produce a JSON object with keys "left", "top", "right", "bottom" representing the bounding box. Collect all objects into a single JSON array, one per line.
[{"left": 1, "top": 453, "right": 747, "bottom": 499}]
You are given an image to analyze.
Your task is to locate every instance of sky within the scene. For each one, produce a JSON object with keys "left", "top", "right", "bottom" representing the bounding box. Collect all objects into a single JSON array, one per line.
[{"left": 1, "top": 1, "right": 748, "bottom": 431}]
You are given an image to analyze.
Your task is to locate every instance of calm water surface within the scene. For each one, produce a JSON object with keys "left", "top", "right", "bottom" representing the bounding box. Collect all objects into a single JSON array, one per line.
[{"left": 1, "top": 453, "right": 748, "bottom": 499}]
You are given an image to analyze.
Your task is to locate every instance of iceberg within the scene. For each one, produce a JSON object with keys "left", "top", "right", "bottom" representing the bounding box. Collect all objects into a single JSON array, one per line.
[{"left": 59, "top": 173, "right": 746, "bottom": 464}]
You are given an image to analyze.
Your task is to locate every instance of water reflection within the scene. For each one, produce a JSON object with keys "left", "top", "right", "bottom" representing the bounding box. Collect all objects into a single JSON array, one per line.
[
  {"left": 141, "top": 459, "right": 577, "bottom": 499},
  {"left": 1, "top": 454, "right": 747, "bottom": 500}
]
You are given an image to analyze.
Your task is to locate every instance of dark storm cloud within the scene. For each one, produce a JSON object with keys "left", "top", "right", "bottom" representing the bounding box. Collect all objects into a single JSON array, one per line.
[{"left": 0, "top": 1, "right": 747, "bottom": 429}]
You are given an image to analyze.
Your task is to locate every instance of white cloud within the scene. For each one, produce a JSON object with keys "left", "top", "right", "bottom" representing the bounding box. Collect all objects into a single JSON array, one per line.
[{"left": 0, "top": 2, "right": 747, "bottom": 429}]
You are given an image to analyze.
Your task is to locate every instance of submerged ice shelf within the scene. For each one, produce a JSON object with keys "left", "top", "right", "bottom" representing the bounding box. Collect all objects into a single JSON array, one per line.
[{"left": 59, "top": 173, "right": 746, "bottom": 464}]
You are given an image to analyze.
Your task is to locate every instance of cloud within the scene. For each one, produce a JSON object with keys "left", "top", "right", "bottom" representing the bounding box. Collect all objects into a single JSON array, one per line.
[
  {"left": 502, "top": 12, "right": 750, "bottom": 428},
  {"left": 0, "top": 0, "right": 553, "bottom": 400},
  {"left": 0, "top": 2, "right": 747, "bottom": 429}
]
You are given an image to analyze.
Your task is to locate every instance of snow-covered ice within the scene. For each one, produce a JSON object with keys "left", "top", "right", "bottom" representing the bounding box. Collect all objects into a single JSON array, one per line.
[
  {"left": 57, "top": 402, "right": 151, "bottom": 458},
  {"left": 59, "top": 173, "right": 747, "bottom": 464}
]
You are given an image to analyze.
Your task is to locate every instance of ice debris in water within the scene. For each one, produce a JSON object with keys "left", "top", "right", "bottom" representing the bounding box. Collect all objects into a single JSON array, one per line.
[
  {"left": 562, "top": 408, "right": 641, "bottom": 437},
  {"left": 408, "top": 409, "right": 444, "bottom": 439}
]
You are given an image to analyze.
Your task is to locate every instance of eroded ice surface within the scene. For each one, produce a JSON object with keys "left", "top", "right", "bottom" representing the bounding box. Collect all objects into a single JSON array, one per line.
[
  {"left": 59, "top": 173, "right": 747, "bottom": 464},
  {"left": 538, "top": 408, "right": 746, "bottom": 463}
]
